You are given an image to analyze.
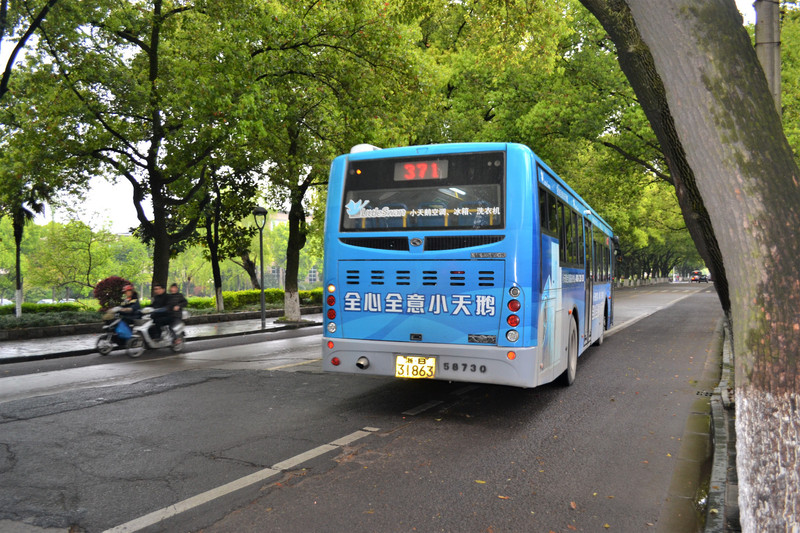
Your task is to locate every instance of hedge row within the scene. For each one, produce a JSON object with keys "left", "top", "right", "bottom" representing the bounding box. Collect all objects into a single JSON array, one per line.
[
  {"left": 0, "top": 302, "right": 87, "bottom": 315},
  {"left": 0, "top": 288, "right": 324, "bottom": 315},
  {"left": 221, "top": 287, "right": 323, "bottom": 308}
]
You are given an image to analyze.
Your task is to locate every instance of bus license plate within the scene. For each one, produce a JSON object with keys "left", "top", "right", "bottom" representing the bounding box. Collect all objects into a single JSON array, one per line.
[{"left": 395, "top": 356, "right": 436, "bottom": 379}]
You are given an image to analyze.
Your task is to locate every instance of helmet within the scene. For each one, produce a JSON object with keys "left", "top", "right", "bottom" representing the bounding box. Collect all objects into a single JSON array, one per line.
[{"left": 123, "top": 284, "right": 134, "bottom": 291}]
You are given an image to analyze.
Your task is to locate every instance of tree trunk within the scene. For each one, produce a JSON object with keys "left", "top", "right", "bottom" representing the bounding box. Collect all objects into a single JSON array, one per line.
[
  {"left": 13, "top": 210, "right": 23, "bottom": 318},
  {"left": 150, "top": 220, "right": 171, "bottom": 291},
  {"left": 238, "top": 253, "right": 261, "bottom": 290},
  {"left": 283, "top": 191, "right": 307, "bottom": 321},
  {"left": 580, "top": 0, "right": 800, "bottom": 529},
  {"left": 205, "top": 210, "right": 225, "bottom": 313}
]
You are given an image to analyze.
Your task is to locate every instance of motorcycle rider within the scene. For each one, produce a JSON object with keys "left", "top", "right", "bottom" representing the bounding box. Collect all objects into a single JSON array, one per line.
[
  {"left": 118, "top": 285, "right": 141, "bottom": 325},
  {"left": 150, "top": 284, "right": 172, "bottom": 337},
  {"left": 168, "top": 283, "right": 188, "bottom": 323}
]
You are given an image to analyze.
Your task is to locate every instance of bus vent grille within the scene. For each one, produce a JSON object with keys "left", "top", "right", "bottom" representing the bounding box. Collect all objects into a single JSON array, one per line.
[
  {"left": 478, "top": 271, "right": 496, "bottom": 287},
  {"left": 424, "top": 235, "right": 504, "bottom": 251},
  {"left": 449, "top": 271, "right": 466, "bottom": 286},
  {"left": 422, "top": 270, "right": 438, "bottom": 286},
  {"left": 371, "top": 271, "right": 385, "bottom": 285},
  {"left": 396, "top": 270, "right": 411, "bottom": 286},
  {"left": 345, "top": 270, "right": 360, "bottom": 285},
  {"left": 340, "top": 237, "right": 409, "bottom": 251}
]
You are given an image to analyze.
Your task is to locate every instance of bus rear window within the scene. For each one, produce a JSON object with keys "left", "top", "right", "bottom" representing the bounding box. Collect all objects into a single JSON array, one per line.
[{"left": 341, "top": 152, "right": 505, "bottom": 232}]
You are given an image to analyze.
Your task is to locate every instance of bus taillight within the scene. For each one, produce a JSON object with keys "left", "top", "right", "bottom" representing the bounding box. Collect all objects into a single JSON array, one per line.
[
  {"left": 507, "top": 315, "right": 520, "bottom": 327},
  {"left": 327, "top": 309, "right": 336, "bottom": 320},
  {"left": 507, "top": 299, "right": 521, "bottom": 312},
  {"left": 327, "top": 295, "right": 336, "bottom": 306}
]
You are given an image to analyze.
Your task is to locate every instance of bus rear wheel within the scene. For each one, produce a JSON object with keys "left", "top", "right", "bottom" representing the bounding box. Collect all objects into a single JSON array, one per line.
[{"left": 559, "top": 317, "right": 578, "bottom": 386}]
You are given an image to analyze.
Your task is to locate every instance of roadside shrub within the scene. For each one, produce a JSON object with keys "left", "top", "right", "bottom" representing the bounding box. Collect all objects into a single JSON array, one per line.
[
  {"left": 222, "top": 289, "right": 284, "bottom": 309},
  {"left": 0, "top": 302, "right": 87, "bottom": 315},
  {"left": 94, "top": 276, "right": 134, "bottom": 310},
  {"left": 300, "top": 288, "right": 323, "bottom": 305},
  {"left": 186, "top": 296, "right": 215, "bottom": 309},
  {"left": 0, "top": 311, "right": 102, "bottom": 329}
]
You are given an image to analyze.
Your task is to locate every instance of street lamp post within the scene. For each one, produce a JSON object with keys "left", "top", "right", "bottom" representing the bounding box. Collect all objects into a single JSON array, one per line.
[{"left": 252, "top": 206, "right": 268, "bottom": 330}]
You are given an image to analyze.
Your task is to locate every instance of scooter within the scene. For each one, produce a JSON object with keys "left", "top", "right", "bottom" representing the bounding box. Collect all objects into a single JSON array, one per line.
[
  {"left": 125, "top": 307, "right": 189, "bottom": 358},
  {"left": 96, "top": 306, "right": 188, "bottom": 358},
  {"left": 96, "top": 307, "right": 140, "bottom": 357}
]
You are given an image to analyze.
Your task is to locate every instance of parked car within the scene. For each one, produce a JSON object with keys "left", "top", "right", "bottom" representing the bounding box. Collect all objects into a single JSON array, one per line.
[
  {"left": 0, "top": 298, "right": 13, "bottom": 306},
  {"left": 690, "top": 270, "right": 709, "bottom": 283},
  {"left": 37, "top": 298, "right": 55, "bottom": 304}
]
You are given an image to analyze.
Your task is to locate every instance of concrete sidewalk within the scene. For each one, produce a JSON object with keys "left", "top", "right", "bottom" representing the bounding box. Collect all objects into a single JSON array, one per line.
[{"left": 0, "top": 313, "right": 323, "bottom": 364}]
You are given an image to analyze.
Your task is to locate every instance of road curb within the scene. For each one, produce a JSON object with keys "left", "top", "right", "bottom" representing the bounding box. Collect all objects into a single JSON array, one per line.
[
  {"left": 705, "top": 319, "right": 740, "bottom": 532},
  {"left": 0, "top": 307, "right": 323, "bottom": 341},
  {"left": 1, "top": 321, "right": 322, "bottom": 365}
]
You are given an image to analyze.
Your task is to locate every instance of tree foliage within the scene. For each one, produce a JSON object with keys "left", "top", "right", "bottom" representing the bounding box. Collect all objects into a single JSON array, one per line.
[{"left": 26, "top": 220, "right": 114, "bottom": 290}]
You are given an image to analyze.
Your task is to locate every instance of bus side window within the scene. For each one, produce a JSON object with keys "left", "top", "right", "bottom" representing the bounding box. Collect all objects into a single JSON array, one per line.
[
  {"left": 565, "top": 209, "right": 574, "bottom": 264},
  {"left": 548, "top": 193, "right": 558, "bottom": 234},
  {"left": 593, "top": 227, "right": 600, "bottom": 281},
  {"left": 539, "top": 188, "right": 548, "bottom": 230},
  {"left": 559, "top": 201, "right": 568, "bottom": 263},
  {"left": 572, "top": 211, "right": 583, "bottom": 265}
]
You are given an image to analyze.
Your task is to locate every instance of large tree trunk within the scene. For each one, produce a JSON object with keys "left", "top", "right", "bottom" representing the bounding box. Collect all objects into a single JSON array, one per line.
[
  {"left": 205, "top": 196, "right": 225, "bottom": 312},
  {"left": 284, "top": 191, "right": 307, "bottom": 321},
  {"left": 12, "top": 208, "right": 24, "bottom": 318},
  {"left": 579, "top": 1, "right": 800, "bottom": 530},
  {"left": 150, "top": 203, "right": 172, "bottom": 291},
  {"left": 238, "top": 253, "right": 261, "bottom": 290}
]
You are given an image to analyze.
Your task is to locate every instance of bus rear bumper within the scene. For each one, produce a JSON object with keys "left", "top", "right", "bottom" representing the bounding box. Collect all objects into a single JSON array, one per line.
[{"left": 322, "top": 337, "right": 539, "bottom": 388}]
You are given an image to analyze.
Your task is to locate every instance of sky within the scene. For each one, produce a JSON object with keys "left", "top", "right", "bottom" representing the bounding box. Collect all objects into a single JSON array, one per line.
[{"left": 28, "top": 0, "right": 755, "bottom": 233}]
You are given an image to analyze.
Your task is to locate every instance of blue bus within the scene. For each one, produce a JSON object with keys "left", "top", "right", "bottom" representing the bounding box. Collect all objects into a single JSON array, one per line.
[{"left": 321, "top": 143, "right": 615, "bottom": 388}]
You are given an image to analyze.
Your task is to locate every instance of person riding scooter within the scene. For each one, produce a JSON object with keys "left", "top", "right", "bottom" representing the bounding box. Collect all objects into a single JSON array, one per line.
[
  {"left": 168, "top": 283, "right": 188, "bottom": 325},
  {"left": 119, "top": 285, "right": 142, "bottom": 325},
  {"left": 149, "top": 284, "right": 172, "bottom": 338}
]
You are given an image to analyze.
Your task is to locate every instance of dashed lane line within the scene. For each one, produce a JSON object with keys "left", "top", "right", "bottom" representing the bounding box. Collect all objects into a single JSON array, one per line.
[{"left": 102, "top": 427, "right": 380, "bottom": 533}]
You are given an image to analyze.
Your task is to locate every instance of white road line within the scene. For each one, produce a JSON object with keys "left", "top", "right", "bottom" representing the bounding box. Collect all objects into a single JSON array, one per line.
[
  {"left": 271, "top": 444, "right": 338, "bottom": 471},
  {"left": 102, "top": 427, "right": 379, "bottom": 533}
]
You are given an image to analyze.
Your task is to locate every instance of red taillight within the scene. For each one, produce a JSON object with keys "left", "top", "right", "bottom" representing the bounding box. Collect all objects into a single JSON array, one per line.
[
  {"left": 507, "top": 299, "right": 521, "bottom": 312},
  {"left": 327, "top": 295, "right": 336, "bottom": 306},
  {"left": 507, "top": 314, "right": 520, "bottom": 327},
  {"left": 331, "top": 357, "right": 341, "bottom": 366},
  {"left": 327, "top": 309, "right": 336, "bottom": 320}
]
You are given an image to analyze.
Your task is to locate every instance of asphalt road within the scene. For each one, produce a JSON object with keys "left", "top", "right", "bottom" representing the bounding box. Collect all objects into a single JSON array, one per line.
[{"left": 0, "top": 283, "right": 720, "bottom": 533}]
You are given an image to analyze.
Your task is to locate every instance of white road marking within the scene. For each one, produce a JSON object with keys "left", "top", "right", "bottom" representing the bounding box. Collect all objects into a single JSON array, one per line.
[{"left": 102, "top": 427, "right": 379, "bottom": 533}]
